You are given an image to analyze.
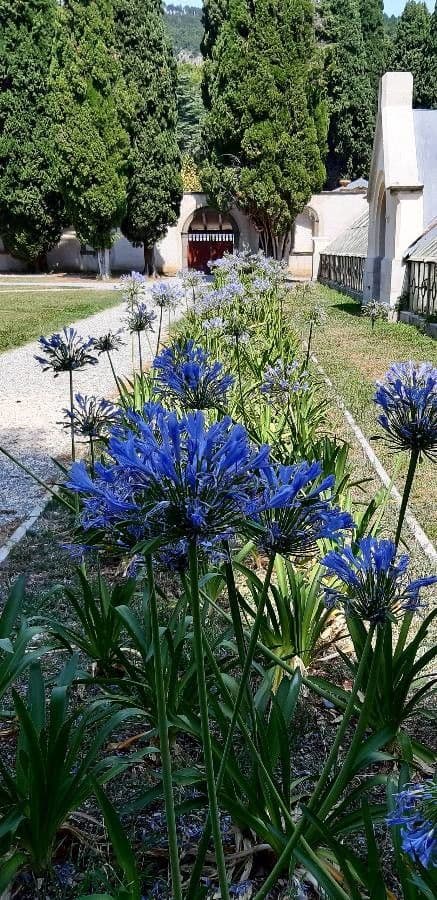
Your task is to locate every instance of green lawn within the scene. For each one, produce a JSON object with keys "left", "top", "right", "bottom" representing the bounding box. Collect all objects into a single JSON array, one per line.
[
  {"left": 0, "top": 289, "right": 120, "bottom": 352},
  {"left": 286, "top": 284, "right": 437, "bottom": 545}
]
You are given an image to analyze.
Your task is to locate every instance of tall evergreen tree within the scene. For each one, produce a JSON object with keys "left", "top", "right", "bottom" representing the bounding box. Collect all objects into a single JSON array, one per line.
[
  {"left": 389, "top": 1, "right": 430, "bottom": 105},
  {"left": 201, "top": 0, "right": 327, "bottom": 260},
  {"left": 416, "top": 2, "right": 437, "bottom": 107},
  {"left": 0, "top": 0, "right": 64, "bottom": 267},
  {"left": 177, "top": 63, "right": 205, "bottom": 160},
  {"left": 115, "top": 0, "right": 182, "bottom": 275},
  {"left": 52, "top": 0, "right": 129, "bottom": 277},
  {"left": 319, "top": 0, "right": 375, "bottom": 188},
  {"left": 359, "top": 0, "right": 387, "bottom": 93}
]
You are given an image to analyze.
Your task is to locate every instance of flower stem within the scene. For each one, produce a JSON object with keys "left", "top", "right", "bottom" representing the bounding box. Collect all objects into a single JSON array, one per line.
[
  {"left": 235, "top": 334, "right": 248, "bottom": 428},
  {"left": 89, "top": 436, "right": 95, "bottom": 477},
  {"left": 187, "top": 554, "right": 276, "bottom": 898},
  {"left": 252, "top": 624, "right": 376, "bottom": 899},
  {"left": 106, "top": 350, "right": 124, "bottom": 404},
  {"left": 68, "top": 370, "right": 75, "bottom": 462},
  {"left": 156, "top": 307, "right": 164, "bottom": 357},
  {"left": 394, "top": 446, "right": 419, "bottom": 548},
  {"left": 137, "top": 332, "right": 143, "bottom": 375},
  {"left": 305, "top": 321, "right": 313, "bottom": 369},
  {"left": 146, "top": 555, "right": 182, "bottom": 900},
  {"left": 188, "top": 541, "right": 230, "bottom": 899}
]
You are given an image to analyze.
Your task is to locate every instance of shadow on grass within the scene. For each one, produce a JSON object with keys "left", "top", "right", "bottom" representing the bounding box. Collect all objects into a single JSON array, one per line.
[{"left": 335, "top": 300, "right": 362, "bottom": 318}]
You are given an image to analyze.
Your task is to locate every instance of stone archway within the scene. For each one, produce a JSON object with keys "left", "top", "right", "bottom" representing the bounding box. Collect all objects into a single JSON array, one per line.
[{"left": 181, "top": 206, "right": 240, "bottom": 272}]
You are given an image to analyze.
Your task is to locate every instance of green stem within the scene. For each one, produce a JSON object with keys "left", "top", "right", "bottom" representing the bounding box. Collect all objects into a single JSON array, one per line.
[
  {"left": 188, "top": 542, "right": 230, "bottom": 900},
  {"left": 304, "top": 321, "right": 313, "bottom": 369},
  {"left": 188, "top": 554, "right": 275, "bottom": 897},
  {"left": 137, "top": 332, "right": 143, "bottom": 374},
  {"left": 69, "top": 369, "right": 75, "bottom": 462},
  {"left": 146, "top": 555, "right": 182, "bottom": 900},
  {"left": 235, "top": 334, "right": 248, "bottom": 429},
  {"left": 89, "top": 436, "right": 95, "bottom": 478},
  {"left": 156, "top": 307, "right": 164, "bottom": 357},
  {"left": 394, "top": 447, "right": 419, "bottom": 548},
  {"left": 253, "top": 625, "right": 376, "bottom": 899},
  {"left": 106, "top": 350, "right": 124, "bottom": 404}
]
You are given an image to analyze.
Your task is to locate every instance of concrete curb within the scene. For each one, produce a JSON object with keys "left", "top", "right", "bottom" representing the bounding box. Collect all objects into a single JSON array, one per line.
[
  {"left": 310, "top": 352, "right": 437, "bottom": 565},
  {"left": 0, "top": 493, "right": 51, "bottom": 566}
]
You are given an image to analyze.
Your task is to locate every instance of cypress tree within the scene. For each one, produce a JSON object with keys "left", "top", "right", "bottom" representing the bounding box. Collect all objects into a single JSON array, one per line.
[
  {"left": 115, "top": 0, "right": 182, "bottom": 275},
  {"left": 359, "top": 0, "right": 387, "bottom": 93},
  {"left": 319, "top": 0, "right": 375, "bottom": 188},
  {"left": 0, "top": 0, "right": 64, "bottom": 267},
  {"left": 177, "top": 62, "right": 205, "bottom": 160},
  {"left": 389, "top": 1, "right": 430, "bottom": 105},
  {"left": 52, "top": 0, "right": 129, "bottom": 277},
  {"left": 416, "top": 2, "right": 437, "bottom": 107},
  {"left": 202, "top": 0, "right": 326, "bottom": 260}
]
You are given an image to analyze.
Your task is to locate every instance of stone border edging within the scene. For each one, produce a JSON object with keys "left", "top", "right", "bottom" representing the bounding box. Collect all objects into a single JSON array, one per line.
[
  {"left": 310, "top": 352, "right": 437, "bottom": 564},
  {"left": 0, "top": 493, "right": 51, "bottom": 566}
]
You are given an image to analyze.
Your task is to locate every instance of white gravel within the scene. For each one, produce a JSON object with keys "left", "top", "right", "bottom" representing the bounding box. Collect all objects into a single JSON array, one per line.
[{"left": 0, "top": 282, "right": 184, "bottom": 543}]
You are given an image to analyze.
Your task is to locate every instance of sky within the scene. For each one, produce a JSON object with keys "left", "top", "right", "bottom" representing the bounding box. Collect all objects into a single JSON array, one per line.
[{"left": 167, "top": 0, "right": 435, "bottom": 13}]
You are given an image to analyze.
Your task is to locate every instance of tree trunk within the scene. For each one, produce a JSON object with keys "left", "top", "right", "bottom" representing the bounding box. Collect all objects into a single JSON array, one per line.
[
  {"left": 34, "top": 252, "right": 48, "bottom": 273},
  {"left": 97, "top": 248, "right": 111, "bottom": 279},
  {"left": 144, "top": 245, "right": 155, "bottom": 277}
]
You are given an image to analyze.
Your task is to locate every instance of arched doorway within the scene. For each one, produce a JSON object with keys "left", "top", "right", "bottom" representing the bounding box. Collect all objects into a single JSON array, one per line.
[{"left": 183, "top": 207, "right": 239, "bottom": 272}]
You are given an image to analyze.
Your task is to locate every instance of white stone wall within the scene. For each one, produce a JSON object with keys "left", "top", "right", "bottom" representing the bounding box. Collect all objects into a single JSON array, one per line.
[
  {"left": 289, "top": 192, "right": 368, "bottom": 280},
  {"left": 364, "top": 72, "right": 424, "bottom": 308}
]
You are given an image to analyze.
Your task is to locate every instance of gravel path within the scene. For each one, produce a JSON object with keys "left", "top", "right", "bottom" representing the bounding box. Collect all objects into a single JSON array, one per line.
[{"left": 0, "top": 282, "right": 183, "bottom": 544}]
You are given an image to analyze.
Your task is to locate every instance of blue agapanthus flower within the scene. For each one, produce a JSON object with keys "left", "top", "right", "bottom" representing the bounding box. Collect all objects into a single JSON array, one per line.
[
  {"left": 322, "top": 536, "right": 437, "bottom": 623},
  {"left": 93, "top": 329, "right": 125, "bottom": 354},
  {"left": 261, "top": 359, "right": 308, "bottom": 399},
  {"left": 62, "top": 394, "right": 120, "bottom": 439},
  {"left": 126, "top": 302, "right": 156, "bottom": 334},
  {"left": 151, "top": 281, "right": 181, "bottom": 309},
  {"left": 153, "top": 339, "right": 234, "bottom": 410},
  {"left": 374, "top": 361, "right": 437, "bottom": 459},
  {"left": 387, "top": 779, "right": 437, "bottom": 869},
  {"left": 35, "top": 327, "right": 98, "bottom": 375},
  {"left": 248, "top": 461, "right": 354, "bottom": 557},
  {"left": 66, "top": 408, "right": 269, "bottom": 551}
]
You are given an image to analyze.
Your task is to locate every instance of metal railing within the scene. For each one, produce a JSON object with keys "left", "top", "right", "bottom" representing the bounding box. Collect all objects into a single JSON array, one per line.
[
  {"left": 407, "top": 260, "right": 437, "bottom": 318},
  {"left": 319, "top": 254, "right": 364, "bottom": 296}
]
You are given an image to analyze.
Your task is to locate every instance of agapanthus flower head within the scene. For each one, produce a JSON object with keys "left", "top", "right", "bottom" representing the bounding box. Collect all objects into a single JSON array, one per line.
[
  {"left": 179, "top": 268, "right": 205, "bottom": 290},
  {"left": 251, "top": 276, "right": 272, "bottom": 294},
  {"left": 119, "top": 271, "right": 147, "bottom": 307},
  {"left": 35, "top": 327, "right": 98, "bottom": 376},
  {"left": 62, "top": 394, "right": 120, "bottom": 439},
  {"left": 374, "top": 361, "right": 437, "bottom": 458},
  {"left": 151, "top": 281, "right": 181, "bottom": 309},
  {"left": 66, "top": 409, "right": 269, "bottom": 550},
  {"left": 126, "top": 303, "right": 157, "bottom": 334},
  {"left": 260, "top": 359, "right": 308, "bottom": 399},
  {"left": 248, "top": 461, "right": 354, "bottom": 557},
  {"left": 322, "top": 536, "right": 437, "bottom": 624},
  {"left": 309, "top": 304, "right": 328, "bottom": 326},
  {"left": 93, "top": 329, "right": 125, "bottom": 354},
  {"left": 387, "top": 779, "right": 437, "bottom": 869},
  {"left": 153, "top": 339, "right": 234, "bottom": 410},
  {"left": 361, "top": 299, "right": 387, "bottom": 322},
  {"left": 202, "top": 316, "right": 225, "bottom": 331}
]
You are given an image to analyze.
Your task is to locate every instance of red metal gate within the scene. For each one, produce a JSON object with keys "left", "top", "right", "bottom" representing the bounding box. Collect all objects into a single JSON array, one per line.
[{"left": 187, "top": 231, "right": 235, "bottom": 272}]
